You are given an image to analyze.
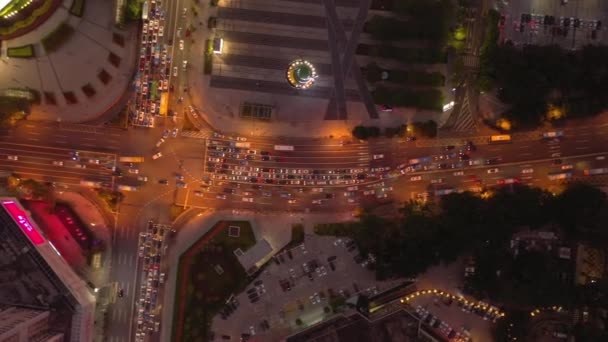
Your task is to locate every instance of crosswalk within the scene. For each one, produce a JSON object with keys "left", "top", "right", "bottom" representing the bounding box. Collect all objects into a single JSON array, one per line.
[
  {"left": 179, "top": 130, "right": 212, "bottom": 139},
  {"left": 462, "top": 54, "right": 480, "bottom": 69},
  {"left": 452, "top": 92, "right": 477, "bottom": 132}
]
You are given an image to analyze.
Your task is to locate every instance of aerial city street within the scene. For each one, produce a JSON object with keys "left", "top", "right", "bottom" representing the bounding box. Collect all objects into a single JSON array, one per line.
[{"left": 0, "top": 0, "right": 608, "bottom": 341}]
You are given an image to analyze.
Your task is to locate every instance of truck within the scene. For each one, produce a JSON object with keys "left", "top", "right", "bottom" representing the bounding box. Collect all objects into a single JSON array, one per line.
[
  {"left": 548, "top": 172, "right": 572, "bottom": 180},
  {"left": 408, "top": 156, "right": 432, "bottom": 165},
  {"left": 119, "top": 156, "right": 145, "bottom": 163},
  {"left": 230, "top": 142, "right": 251, "bottom": 148},
  {"left": 274, "top": 145, "right": 294, "bottom": 151},
  {"left": 584, "top": 168, "right": 608, "bottom": 176},
  {"left": 117, "top": 184, "right": 139, "bottom": 192},
  {"left": 80, "top": 180, "right": 102, "bottom": 188}
]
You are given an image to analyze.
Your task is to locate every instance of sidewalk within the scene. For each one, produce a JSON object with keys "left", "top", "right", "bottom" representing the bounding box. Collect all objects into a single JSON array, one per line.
[{"left": 160, "top": 209, "right": 355, "bottom": 342}]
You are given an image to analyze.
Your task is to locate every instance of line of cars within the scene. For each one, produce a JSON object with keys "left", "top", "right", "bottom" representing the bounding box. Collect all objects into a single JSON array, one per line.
[
  {"left": 132, "top": 0, "right": 171, "bottom": 127},
  {"left": 135, "top": 221, "right": 170, "bottom": 340}
]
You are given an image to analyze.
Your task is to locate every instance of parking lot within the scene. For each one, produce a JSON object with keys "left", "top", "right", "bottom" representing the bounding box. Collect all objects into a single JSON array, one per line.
[
  {"left": 211, "top": 234, "right": 402, "bottom": 340},
  {"left": 499, "top": 0, "right": 608, "bottom": 49}
]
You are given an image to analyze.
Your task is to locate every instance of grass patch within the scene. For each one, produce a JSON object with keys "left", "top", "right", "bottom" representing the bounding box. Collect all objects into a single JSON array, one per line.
[
  {"left": 173, "top": 221, "right": 256, "bottom": 342},
  {"left": 7, "top": 45, "right": 35, "bottom": 58},
  {"left": 204, "top": 39, "right": 213, "bottom": 74},
  {"left": 69, "top": 0, "right": 85, "bottom": 17},
  {"left": 42, "top": 22, "right": 75, "bottom": 53}
]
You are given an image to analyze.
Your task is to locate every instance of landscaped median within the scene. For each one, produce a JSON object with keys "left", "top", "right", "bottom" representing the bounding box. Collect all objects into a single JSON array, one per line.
[
  {"left": 172, "top": 221, "right": 256, "bottom": 342},
  {"left": 7, "top": 45, "right": 35, "bottom": 58}
]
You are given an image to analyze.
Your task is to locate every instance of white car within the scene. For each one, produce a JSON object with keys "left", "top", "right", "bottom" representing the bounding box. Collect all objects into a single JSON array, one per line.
[
  {"left": 288, "top": 199, "right": 297, "bottom": 204},
  {"left": 88, "top": 159, "right": 100, "bottom": 164},
  {"left": 453, "top": 171, "right": 464, "bottom": 176},
  {"left": 152, "top": 152, "right": 162, "bottom": 160},
  {"left": 216, "top": 194, "right": 227, "bottom": 200},
  {"left": 487, "top": 168, "right": 500, "bottom": 174},
  {"left": 179, "top": 39, "right": 184, "bottom": 51},
  {"left": 173, "top": 67, "right": 178, "bottom": 77},
  {"left": 182, "top": 60, "right": 188, "bottom": 70},
  {"left": 372, "top": 154, "right": 384, "bottom": 160},
  {"left": 128, "top": 168, "right": 140, "bottom": 174},
  {"left": 52, "top": 161, "right": 64, "bottom": 166},
  {"left": 137, "top": 176, "right": 148, "bottom": 182},
  {"left": 75, "top": 164, "right": 86, "bottom": 169},
  {"left": 194, "top": 191, "right": 204, "bottom": 197},
  {"left": 156, "top": 138, "right": 165, "bottom": 147},
  {"left": 158, "top": 27, "right": 163, "bottom": 37},
  {"left": 410, "top": 176, "right": 422, "bottom": 181},
  {"left": 522, "top": 168, "right": 534, "bottom": 174},
  {"left": 7, "top": 155, "right": 18, "bottom": 161},
  {"left": 242, "top": 197, "right": 254, "bottom": 202},
  {"left": 561, "top": 164, "right": 573, "bottom": 170},
  {"left": 430, "top": 178, "right": 444, "bottom": 184}
]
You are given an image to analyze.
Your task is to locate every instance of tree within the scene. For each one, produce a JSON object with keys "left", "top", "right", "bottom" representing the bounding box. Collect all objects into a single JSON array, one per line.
[{"left": 554, "top": 183, "right": 607, "bottom": 236}]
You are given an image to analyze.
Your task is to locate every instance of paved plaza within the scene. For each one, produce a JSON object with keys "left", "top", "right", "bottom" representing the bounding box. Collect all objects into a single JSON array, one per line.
[
  {"left": 0, "top": 0, "right": 137, "bottom": 122},
  {"left": 183, "top": 0, "right": 451, "bottom": 137}
]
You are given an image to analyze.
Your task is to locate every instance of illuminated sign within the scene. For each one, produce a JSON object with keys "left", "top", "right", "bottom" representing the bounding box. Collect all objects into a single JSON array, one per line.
[{"left": 2, "top": 200, "right": 45, "bottom": 245}]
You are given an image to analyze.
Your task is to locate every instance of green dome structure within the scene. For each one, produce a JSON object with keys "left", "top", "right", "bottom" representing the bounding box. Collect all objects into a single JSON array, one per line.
[{"left": 286, "top": 59, "right": 318, "bottom": 89}]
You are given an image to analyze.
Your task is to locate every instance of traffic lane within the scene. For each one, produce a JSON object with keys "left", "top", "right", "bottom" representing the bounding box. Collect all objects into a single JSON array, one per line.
[{"left": 8, "top": 122, "right": 124, "bottom": 150}]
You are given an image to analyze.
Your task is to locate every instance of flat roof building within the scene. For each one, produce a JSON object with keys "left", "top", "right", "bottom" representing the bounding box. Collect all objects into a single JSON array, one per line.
[
  {"left": 0, "top": 199, "right": 95, "bottom": 342},
  {"left": 0, "top": 306, "right": 64, "bottom": 342}
]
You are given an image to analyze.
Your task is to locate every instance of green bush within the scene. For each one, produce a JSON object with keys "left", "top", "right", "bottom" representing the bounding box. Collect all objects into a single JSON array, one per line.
[
  {"left": 69, "top": 0, "right": 85, "bottom": 17},
  {"left": 204, "top": 39, "right": 213, "bottom": 74},
  {"left": 7, "top": 45, "right": 35, "bottom": 58},
  {"left": 352, "top": 126, "right": 381, "bottom": 140},
  {"left": 42, "top": 22, "right": 75, "bottom": 53},
  {"left": 291, "top": 224, "right": 305, "bottom": 245}
]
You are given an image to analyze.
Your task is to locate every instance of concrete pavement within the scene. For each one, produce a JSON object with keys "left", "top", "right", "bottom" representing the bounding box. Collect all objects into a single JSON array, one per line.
[{"left": 0, "top": 0, "right": 138, "bottom": 123}]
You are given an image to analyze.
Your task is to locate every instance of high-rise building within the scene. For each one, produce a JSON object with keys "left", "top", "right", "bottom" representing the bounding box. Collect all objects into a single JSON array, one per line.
[
  {"left": 0, "top": 306, "right": 64, "bottom": 342},
  {"left": 0, "top": 199, "right": 95, "bottom": 342}
]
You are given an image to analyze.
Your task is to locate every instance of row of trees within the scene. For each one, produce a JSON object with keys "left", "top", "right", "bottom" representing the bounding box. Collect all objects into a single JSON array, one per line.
[{"left": 479, "top": 10, "right": 608, "bottom": 125}]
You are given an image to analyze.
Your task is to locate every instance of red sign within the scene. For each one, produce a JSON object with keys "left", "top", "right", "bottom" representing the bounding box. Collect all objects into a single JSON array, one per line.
[{"left": 2, "top": 200, "right": 45, "bottom": 245}]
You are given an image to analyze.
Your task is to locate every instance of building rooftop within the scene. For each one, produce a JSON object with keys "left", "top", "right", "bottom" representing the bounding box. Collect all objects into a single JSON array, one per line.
[{"left": 0, "top": 198, "right": 95, "bottom": 342}]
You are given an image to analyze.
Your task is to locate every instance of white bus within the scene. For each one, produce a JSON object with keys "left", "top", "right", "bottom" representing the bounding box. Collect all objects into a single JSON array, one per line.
[{"left": 274, "top": 145, "right": 294, "bottom": 151}]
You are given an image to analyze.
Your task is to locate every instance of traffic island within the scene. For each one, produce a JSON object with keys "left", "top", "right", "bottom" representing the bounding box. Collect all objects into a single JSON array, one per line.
[{"left": 172, "top": 220, "right": 256, "bottom": 342}]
